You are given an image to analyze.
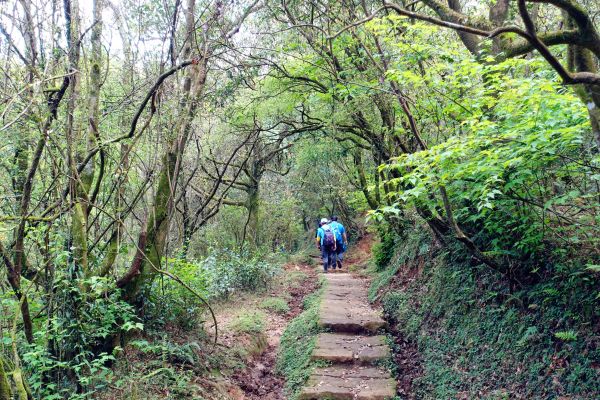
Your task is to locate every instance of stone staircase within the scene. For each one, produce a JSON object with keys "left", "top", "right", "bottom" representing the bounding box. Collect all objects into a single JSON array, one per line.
[{"left": 299, "top": 274, "right": 396, "bottom": 400}]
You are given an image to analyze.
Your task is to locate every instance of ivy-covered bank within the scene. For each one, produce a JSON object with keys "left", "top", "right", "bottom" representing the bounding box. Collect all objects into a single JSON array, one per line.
[{"left": 370, "top": 222, "right": 600, "bottom": 399}]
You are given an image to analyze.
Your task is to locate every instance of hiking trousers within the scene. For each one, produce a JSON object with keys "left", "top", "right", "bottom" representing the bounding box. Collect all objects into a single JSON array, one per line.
[
  {"left": 321, "top": 247, "right": 336, "bottom": 272},
  {"left": 335, "top": 245, "right": 345, "bottom": 261}
]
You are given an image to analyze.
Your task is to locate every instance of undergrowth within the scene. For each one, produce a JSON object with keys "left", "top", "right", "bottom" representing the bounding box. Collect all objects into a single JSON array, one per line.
[
  {"left": 368, "top": 223, "right": 430, "bottom": 302},
  {"left": 276, "top": 279, "right": 324, "bottom": 399},
  {"left": 95, "top": 251, "right": 282, "bottom": 399},
  {"left": 373, "top": 223, "right": 600, "bottom": 399},
  {"left": 104, "top": 337, "right": 210, "bottom": 399},
  {"left": 145, "top": 250, "right": 280, "bottom": 332}
]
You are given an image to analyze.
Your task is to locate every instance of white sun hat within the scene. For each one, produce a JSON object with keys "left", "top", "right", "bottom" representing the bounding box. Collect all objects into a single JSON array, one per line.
[{"left": 320, "top": 218, "right": 328, "bottom": 224}]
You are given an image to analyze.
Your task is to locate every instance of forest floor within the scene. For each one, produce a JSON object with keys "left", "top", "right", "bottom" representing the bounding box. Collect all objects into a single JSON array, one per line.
[
  {"left": 100, "top": 255, "right": 319, "bottom": 400},
  {"left": 101, "top": 235, "right": 404, "bottom": 400}
]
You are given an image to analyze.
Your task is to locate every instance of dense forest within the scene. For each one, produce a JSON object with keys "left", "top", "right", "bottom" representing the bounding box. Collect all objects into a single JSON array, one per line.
[{"left": 0, "top": 0, "right": 599, "bottom": 399}]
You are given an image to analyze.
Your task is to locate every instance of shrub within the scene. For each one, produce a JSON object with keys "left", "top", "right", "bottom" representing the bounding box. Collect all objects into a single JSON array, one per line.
[
  {"left": 147, "top": 257, "right": 210, "bottom": 330},
  {"left": 203, "top": 249, "right": 280, "bottom": 298},
  {"left": 377, "top": 59, "right": 598, "bottom": 271},
  {"left": 373, "top": 226, "right": 396, "bottom": 270},
  {"left": 145, "top": 250, "right": 280, "bottom": 330}
]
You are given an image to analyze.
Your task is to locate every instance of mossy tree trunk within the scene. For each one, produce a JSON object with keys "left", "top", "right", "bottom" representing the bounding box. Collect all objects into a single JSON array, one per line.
[
  {"left": 0, "top": 357, "right": 10, "bottom": 400},
  {"left": 64, "top": 0, "right": 91, "bottom": 278},
  {"left": 567, "top": 18, "right": 600, "bottom": 149},
  {"left": 244, "top": 178, "right": 261, "bottom": 248},
  {"left": 96, "top": 1, "right": 134, "bottom": 277},
  {"left": 118, "top": 66, "right": 207, "bottom": 299}
]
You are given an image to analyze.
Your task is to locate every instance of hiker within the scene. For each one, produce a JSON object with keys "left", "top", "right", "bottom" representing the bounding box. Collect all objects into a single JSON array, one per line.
[
  {"left": 329, "top": 216, "right": 348, "bottom": 269},
  {"left": 316, "top": 218, "right": 337, "bottom": 272}
]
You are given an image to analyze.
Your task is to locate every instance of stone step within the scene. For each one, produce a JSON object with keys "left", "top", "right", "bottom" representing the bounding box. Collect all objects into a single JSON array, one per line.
[
  {"left": 319, "top": 302, "right": 387, "bottom": 334},
  {"left": 323, "top": 287, "right": 368, "bottom": 301},
  {"left": 298, "top": 365, "right": 396, "bottom": 400},
  {"left": 312, "top": 333, "right": 389, "bottom": 364},
  {"left": 325, "top": 275, "right": 365, "bottom": 284},
  {"left": 324, "top": 279, "right": 366, "bottom": 290}
]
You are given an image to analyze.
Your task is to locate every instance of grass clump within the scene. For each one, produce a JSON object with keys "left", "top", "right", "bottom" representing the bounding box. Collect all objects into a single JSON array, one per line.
[
  {"left": 230, "top": 310, "right": 267, "bottom": 334},
  {"left": 260, "top": 297, "right": 290, "bottom": 314},
  {"left": 285, "top": 270, "right": 309, "bottom": 287},
  {"left": 277, "top": 286, "right": 323, "bottom": 399}
]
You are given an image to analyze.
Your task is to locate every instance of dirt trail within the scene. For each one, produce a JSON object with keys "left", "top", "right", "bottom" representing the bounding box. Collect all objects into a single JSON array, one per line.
[{"left": 229, "top": 261, "right": 319, "bottom": 400}]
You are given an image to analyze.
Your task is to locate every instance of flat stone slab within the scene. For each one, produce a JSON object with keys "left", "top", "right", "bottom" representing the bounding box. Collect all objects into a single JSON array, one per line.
[
  {"left": 319, "top": 274, "right": 386, "bottom": 333},
  {"left": 319, "top": 302, "right": 387, "bottom": 333},
  {"left": 299, "top": 365, "right": 396, "bottom": 400},
  {"left": 312, "top": 333, "right": 389, "bottom": 364}
]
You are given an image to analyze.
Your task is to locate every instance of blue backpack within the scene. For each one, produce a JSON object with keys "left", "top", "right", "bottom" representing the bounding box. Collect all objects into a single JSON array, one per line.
[{"left": 330, "top": 222, "right": 343, "bottom": 242}]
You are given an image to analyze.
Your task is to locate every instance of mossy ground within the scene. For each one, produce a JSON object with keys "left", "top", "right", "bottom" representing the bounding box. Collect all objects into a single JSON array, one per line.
[
  {"left": 371, "top": 223, "right": 600, "bottom": 399},
  {"left": 260, "top": 297, "right": 291, "bottom": 314}
]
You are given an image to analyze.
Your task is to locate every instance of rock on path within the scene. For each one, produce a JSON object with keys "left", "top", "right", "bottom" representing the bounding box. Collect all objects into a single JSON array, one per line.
[{"left": 299, "top": 273, "right": 396, "bottom": 400}]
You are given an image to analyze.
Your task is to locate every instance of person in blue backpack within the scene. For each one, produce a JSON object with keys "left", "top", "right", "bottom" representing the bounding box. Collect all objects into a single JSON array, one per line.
[
  {"left": 329, "top": 216, "right": 348, "bottom": 269},
  {"left": 316, "top": 218, "right": 337, "bottom": 273}
]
